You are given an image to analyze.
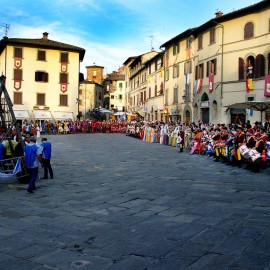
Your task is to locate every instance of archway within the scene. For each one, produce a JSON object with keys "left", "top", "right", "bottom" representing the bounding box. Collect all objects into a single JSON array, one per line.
[
  {"left": 185, "top": 110, "right": 191, "bottom": 124},
  {"left": 201, "top": 92, "right": 209, "bottom": 123}
]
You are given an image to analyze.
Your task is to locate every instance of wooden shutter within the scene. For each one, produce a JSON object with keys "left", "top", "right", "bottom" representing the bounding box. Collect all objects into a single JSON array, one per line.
[
  {"left": 206, "top": 61, "right": 209, "bottom": 77},
  {"left": 238, "top": 57, "right": 245, "bottom": 80},
  {"left": 255, "top": 54, "right": 265, "bottom": 78}
]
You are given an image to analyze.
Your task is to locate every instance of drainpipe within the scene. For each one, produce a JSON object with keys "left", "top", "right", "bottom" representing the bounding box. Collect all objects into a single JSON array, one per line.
[{"left": 213, "top": 20, "right": 224, "bottom": 104}]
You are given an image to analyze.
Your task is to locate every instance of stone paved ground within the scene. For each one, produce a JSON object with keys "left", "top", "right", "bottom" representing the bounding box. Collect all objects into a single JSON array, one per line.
[{"left": 0, "top": 133, "right": 270, "bottom": 270}]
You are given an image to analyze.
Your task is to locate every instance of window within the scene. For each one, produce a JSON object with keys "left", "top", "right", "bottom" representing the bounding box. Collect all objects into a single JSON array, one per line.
[
  {"left": 37, "top": 50, "right": 46, "bottom": 61},
  {"left": 159, "top": 82, "right": 164, "bottom": 95},
  {"left": 173, "top": 64, "right": 179, "bottom": 78},
  {"left": 60, "top": 95, "right": 68, "bottom": 106},
  {"left": 60, "top": 73, "right": 68, "bottom": 83},
  {"left": 148, "top": 65, "right": 151, "bottom": 74},
  {"left": 209, "top": 28, "right": 216, "bottom": 44},
  {"left": 238, "top": 57, "right": 245, "bottom": 80},
  {"left": 184, "top": 61, "right": 192, "bottom": 74},
  {"left": 111, "top": 95, "right": 114, "bottom": 99},
  {"left": 165, "top": 89, "right": 168, "bottom": 105},
  {"left": 173, "top": 86, "right": 178, "bottom": 104},
  {"left": 119, "top": 94, "right": 123, "bottom": 100},
  {"left": 184, "top": 84, "right": 191, "bottom": 102},
  {"left": 165, "top": 69, "right": 169, "bottom": 81},
  {"left": 14, "top": 92, "right": 22, "bottom": 104},
  {"left": 14, "top": 47, "right": 22, "bottom": 58},
  {"left": 268, "top": 53, "right": 270, "bottom": 75},
  {"left": 35, "top": 71, "right": 49, "bottom": 82},
  {"left": 195, "top": 64, "right": 204, "bottom": 80},
  {"left": 206, "top": 59, "right": 217, "bottom": 76},
  {"left": 140, "top": 92, "right": 143, "bottom": 103},
  {"left": 60, "top": 52, "right": 69, "bottom": 62},
  {"left": 165, "top": 50, "right": 169, "bottom": 68},
  {"left": 155, "top": 60, "right": 158, "bottom": 71},
  {"left": 36, "top": 93, "right": 45, "bottom": 105},
  {"left": 148, "top": 87, "right": 151, "bottom": 99},
  {"left": 246, "top": 56, "right": 255, "bottom": 79},
  {"left": 173, "top": 43, "right": 179, "bottom": 55},
  {"left": 155, "top": 85, "right": 157, "bottom": 97},
  {"left": 244, "top": 22, "right": 254, "bottom": 39},
  {"left": 14, "top": 69, "right": 22, "bottom": 80},
  {"left": 186, "top": 37, "right": 192, "bottom": 49},
  {"left": 119, "top": 82, "right": 123, "bottom": 88},
  {"left": 254, "top": 54, "right": 265, "bottom": 78},
  {"left": 198, "top": 35, "right": 203, "bottom": 50}
]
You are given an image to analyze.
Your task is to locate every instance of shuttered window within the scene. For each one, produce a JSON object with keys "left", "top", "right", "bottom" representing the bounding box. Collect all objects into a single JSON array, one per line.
[
  {"left": 210, "top": 28, "right": 216, "bottom": 44},
  {"left": 14, "top": 92, "right": 22, "bottom": 104},
  {"left": 255, "top": 54, "right": 265, "bottom": 78},
  {"left": 14, "top": 69, "right": 22, "bottom": 80},
  {"left": 60, "top": 95, "right": 68, "bottom": 106},
  {"left": 37, "top": 50, "right": 46, "bottom": 61},
  {"left": 37, "top": 94, "right": 45, "bottom": 105},
  {"left": 14, "top": 47, "right": 22, "bottom": 58},
  {"left": 60, "top": 52, "right": 69, "bottom": 62},
  {"left": 35, "top": 71, "right": 49, "bottom": 82},
  {"left": 238, "top": 57, "right": 245, "bottom": 80},
  {"left": 60, "top": 73, "right": 68, "bottom": 83}
]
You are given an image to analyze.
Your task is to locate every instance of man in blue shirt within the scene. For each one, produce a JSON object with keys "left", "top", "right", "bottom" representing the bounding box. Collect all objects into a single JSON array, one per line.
[
  {"left": 24, "top": 135, "right": 43, "bottom": 193},
  {"left": 0, "top": 142, "right": 5, "bottom": 160},
  {"left": 40, "top": 137, "right": 53, "bottom": 179}
]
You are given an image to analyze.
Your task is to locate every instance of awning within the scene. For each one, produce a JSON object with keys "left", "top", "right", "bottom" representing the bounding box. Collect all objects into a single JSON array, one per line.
[
  {"left": 33, "top": 110, "right": 53, "bottom": 120},
  {"left": 14, "top": 110, "right": 30, "bottom": 120},
  {"left": 53, "top": 111, "right": 74, "bottom": 120}
]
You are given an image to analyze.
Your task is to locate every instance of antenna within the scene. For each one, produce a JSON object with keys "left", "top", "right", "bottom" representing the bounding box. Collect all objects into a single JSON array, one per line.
[
  {"left": 2, "top": 23, "right": 10, "bottom": 37},
  {"left": 150, "top": 35, "right": 153, "bottom": 50}
]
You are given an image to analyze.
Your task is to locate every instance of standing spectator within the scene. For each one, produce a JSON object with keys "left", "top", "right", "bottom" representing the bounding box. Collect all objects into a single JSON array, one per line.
[
  {"left": 24, "top": 135, "right": 43, "bottom": 193},
  {"left": 40, "top": 137, "right": 53, "bottom": 179},
  {"left": 0, "top": 142, "right": 5, "bottom": 160}
]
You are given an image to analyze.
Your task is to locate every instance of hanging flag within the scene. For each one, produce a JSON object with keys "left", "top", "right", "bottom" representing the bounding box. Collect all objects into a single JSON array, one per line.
[
  {"left": 61, "top": 62, "right": 68, "bottom": 72},
  {"left": 60, "top": 83, "right": 68, "bottom": 93},
  {"left": 196, "top": 79, "right": 202, "bottom": 93},
  {"left": 264, "top": 75, "right": 270, "bottom": 97},
  {"left": 14, "top": 80, "right": 21, "bottom": 91},
  {"left": 160, "top": 67, "right": 164, "bottom": 77},
  {"left": 185, "top": 73, "right": 190, "bottom": 85},
  {"left": 246, "top": 78, "right": 254, "bottom": 92},
  {"left": 14, "top": 58, "right": 22, "bottom": 69},
  {"left": 209, "top": 74, "right": 214, "bottom": 92},
  {"left": 186, "top": 48, "right": 190, "bottom": 60}
]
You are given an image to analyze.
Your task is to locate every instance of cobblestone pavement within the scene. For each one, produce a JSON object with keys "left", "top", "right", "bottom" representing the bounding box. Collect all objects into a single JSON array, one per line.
[{"left": 0, "top": 133, "right": 270, "bottom": 270}]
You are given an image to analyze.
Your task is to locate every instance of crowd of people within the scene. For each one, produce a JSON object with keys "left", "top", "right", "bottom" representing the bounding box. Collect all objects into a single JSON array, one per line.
[
  {"left": 126, "top": 120, "right": 270, "bottom": 174},
  {"left": 15, "top": 119, "right": 128, "bottom": 137},
  {"left": 1, "top": 118, "right": 269, "bottom": 191}
]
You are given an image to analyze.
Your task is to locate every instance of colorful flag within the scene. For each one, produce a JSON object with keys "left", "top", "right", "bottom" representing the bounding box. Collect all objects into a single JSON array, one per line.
[
  {"left": 196, "top": 79, "right": 202, "bottom": 93},
  {"left": 185, "top": 74, "right": 190, "bottom": 85},
  {"left": 209, "top": 74, "right": 214, "bottom": 92},
  {"left": 264, "top": 75, "right": 270, "bottom": 97},
  {"left": 246, "top": 78, "right": 254, "bottom": 93},
  {"left": 186, "top": 49, "right": 190, "bottom": 60}
]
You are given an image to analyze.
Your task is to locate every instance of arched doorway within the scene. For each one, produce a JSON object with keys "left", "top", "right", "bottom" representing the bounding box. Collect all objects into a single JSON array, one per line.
[
  {"left": 201, "top": 92, "right": 209, "bottom": 123},
  {"left": 185, "top": 110, "right": 191, "bottom": 124}
]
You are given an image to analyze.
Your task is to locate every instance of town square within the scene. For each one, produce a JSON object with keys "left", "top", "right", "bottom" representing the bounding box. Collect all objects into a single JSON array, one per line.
[
  {"left": 0, "top": 0, "right": 270, "bottom": 269},
  {"left": 0, "top": 133, "right": 270, "bottom": 269}
]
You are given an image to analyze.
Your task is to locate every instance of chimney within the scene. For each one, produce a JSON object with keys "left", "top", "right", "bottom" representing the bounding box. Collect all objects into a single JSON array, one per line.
[
  {"left": 42, "top": 32, "right": 49, "bottom": 39},
  {"left": 215, "top": 11, "right": 223, "bottom": 18}
]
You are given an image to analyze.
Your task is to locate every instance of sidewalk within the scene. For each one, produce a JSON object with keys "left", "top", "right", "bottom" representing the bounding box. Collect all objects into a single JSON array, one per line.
[{"left": 0, "top": 133, "right": 269, "bottom": 270}]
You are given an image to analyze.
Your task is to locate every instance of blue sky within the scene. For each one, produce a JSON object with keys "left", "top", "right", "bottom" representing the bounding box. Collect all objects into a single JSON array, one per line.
[{"left": 0, "top": 0, "right": 259, "bottom": 75}]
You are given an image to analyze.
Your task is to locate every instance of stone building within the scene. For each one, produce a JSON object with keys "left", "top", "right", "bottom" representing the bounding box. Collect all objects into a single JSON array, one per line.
[{"left": 0, "top": 32, "right": 85, "bottom": 122}]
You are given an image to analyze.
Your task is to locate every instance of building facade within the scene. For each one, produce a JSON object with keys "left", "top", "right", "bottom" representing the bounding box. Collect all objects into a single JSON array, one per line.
[
  {"left": 79, "top": 81, "right": 103, "bottom": 118},
  {"left": 124, "top": 0, "right": 270, "bottom": 124},
  {"left": 0, "top": 32, "right": 85, "bottom": 122},
  {"left": 103, "top": 71, "right": 126, "bottom": 111}
]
